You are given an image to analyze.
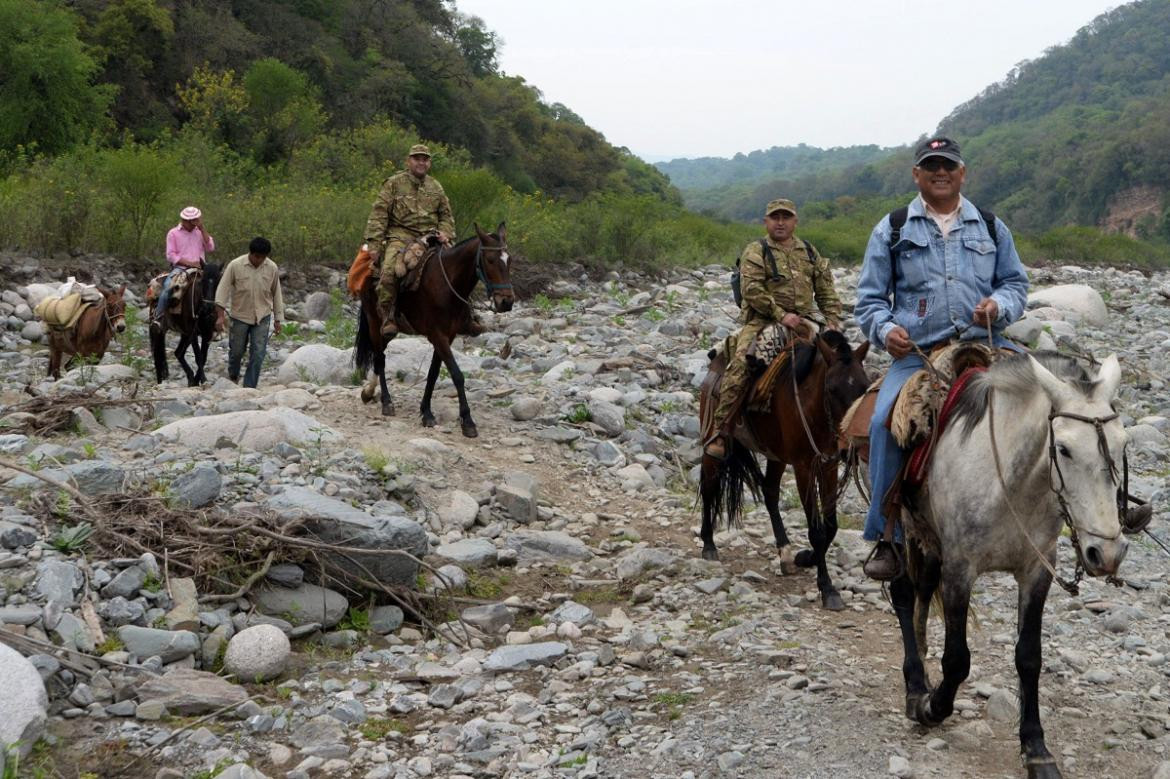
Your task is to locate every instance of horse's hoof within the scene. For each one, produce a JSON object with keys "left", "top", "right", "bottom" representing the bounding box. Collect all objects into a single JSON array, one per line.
[
  {"left": 421, "top": 414, "right": 436, "bottom": 427},
  {"left": 793, "top": 549, "right": 817, "bottom": 568},
  {"left": 778, "top": 546, "right": 797, "bottom": 575},
  {"left": 381, "top": 404, "right": 395, "bottom": 417},
  {"left": 361, "top": 388, "right": 375, "bottom": 404},
  {"left": 821, "top": 590, "right": 845, "bottom": 611},
  {"left": 1024, "top": 756, "right": 1062, "bottom": 779},
  {"left": 701, "top": 548, "right": 719, "bottom": 562},
  {"left": 461, "top": 423, "right": 478, "bottom": 438},
  {"left": 906, "top": 692, "right": 943, "bottom": 727}
]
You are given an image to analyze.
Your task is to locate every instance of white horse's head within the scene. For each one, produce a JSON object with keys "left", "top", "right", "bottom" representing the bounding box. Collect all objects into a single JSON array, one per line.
[{"left": 1031, "top": 354, "right": 1128, "bottom": 577}]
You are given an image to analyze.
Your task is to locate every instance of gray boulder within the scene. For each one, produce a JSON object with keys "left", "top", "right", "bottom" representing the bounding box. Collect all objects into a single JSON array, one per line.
[
  {"left": 587, "top": 399, "right": 626, "bottom": 436},
  {"left": 483, "top": 642, "right": 569, "bottom": 672},
  {"left": 252, "top": 582, "right": 347, "bottom": 628},
  {"left": 0, "top": 643, "right": 48, "bottom": 768},
  {"left": 434, "top": 538, "right": 497, "bottom": 568},
  {"left": 302, "top": 291, "right": 333, "bottom": 321},
  {"left": 266, "top": 486, "right": 427, "bottom": 587},
  {"left": 616, "top": 547, "right": 677, "bottom": 580},
  {"left": 223, "top": 624, "right": 290, "bottom": 682},
  {"left": 461, "top": 603, "right": 514, "bottom": 633},
  {"left": 504, "top": 531, "right": 592, "bottom": 566},
  {"left": 153, "top": 408, "right": 340, "bottom": 452},
  {"left": 135, "top": 668, "right": 248, "bottom": 715},
  {"left": 118, "top": 626, "right": 200, "bottom": 662},
  {"left": 1027, "top": 284, "right": 1108, "bottom": 326},
  {"left": 101, "top": 564, "right": 147, "bottom": 599},
  {"left": 6, "top": 460, "right": 126, "bottom": 495},
  {"left": 439, "top": 490, "right": 481, "bottom": 529},
  {"left": 35, "top": 559, "right": 82, "bottom": 607},
  {"left": 169, "top": 464, "right": 222, "bottom": 508},
  {"left": 370, "top": 605, "right": 404, "bottom": 634},
  {"left": 275, "top": 343, "right": 355, "bottom": 386}
]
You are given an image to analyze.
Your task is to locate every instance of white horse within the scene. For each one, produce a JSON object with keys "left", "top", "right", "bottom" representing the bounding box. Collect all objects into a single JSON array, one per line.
[{"left": 892, "top": 351, "right": 1129, "bottom": 779}]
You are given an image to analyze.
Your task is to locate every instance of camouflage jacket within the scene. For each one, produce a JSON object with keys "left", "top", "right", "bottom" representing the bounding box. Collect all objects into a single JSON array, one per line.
[
  {"left": 739, "top": 236, "right": 843, "bottom": 327},
  {"left": 363, "top": 171, "right": 455, "bottom": 255}
]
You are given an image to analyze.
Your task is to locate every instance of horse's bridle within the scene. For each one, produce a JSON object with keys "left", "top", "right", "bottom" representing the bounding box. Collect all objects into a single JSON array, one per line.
[
  {"left": 102, "top": 300, "right": 125, "bottom": 339},
  {"left": 436, "top": 238, "right": 513, "bottom": 311}
]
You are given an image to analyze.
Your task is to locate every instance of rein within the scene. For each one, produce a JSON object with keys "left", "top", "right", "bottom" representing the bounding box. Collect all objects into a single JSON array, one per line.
[{"left": 435, "top": 239, "right": 511, "bottom": 311}]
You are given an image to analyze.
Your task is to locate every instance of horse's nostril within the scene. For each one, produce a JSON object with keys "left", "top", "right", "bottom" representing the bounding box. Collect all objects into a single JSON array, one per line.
[{"left": 1084, "top": 544, "right": 1104, "bottom": 571}]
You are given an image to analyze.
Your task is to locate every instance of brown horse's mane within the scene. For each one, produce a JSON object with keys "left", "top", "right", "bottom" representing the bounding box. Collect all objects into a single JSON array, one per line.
[{"left": 784, "top": 330, "right": 853, "bottom": 385}]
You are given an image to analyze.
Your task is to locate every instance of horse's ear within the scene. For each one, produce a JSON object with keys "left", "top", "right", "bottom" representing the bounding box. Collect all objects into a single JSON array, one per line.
[
  {"left": 854, "top": 341, "right": 869, "bottom": 362},
  {"left": 474, "top": 223, "right": 488, "bottom": 242},
  {"left": 496, "top": 221, "right": 507, "bottom": 242},
  {"left": 1029, "top": 355, "right": 1076, "bottom": 408},
  {"left": 1093, "top": 354, "right": 1121, "bottom": 403},
  {"left": 117, "top": 283, "right": 126, "bottom": 296},
  {"left": 815, "top": 336, "right": 836, "bottom": 364}
]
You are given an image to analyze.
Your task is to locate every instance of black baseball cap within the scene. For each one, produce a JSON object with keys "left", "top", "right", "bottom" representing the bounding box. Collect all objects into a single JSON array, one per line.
[{"left": 914, "top": 137, "right": 963, "bottom": 166}]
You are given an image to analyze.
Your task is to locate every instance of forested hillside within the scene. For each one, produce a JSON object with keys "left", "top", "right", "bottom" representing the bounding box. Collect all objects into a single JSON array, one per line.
[{"left": 661, "top": 0, "right": 1170, "bottom": 259}]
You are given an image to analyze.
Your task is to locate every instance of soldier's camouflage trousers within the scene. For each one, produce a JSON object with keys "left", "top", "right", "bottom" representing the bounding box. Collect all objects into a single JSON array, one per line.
[{"left": 711, "top": 320, "right": 770, "bottom": 430}]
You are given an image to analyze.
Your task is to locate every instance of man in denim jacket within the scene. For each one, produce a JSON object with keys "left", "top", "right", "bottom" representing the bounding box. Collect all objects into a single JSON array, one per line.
[{"left": 855, "top": 137, "right": 1029, "bottom": 579}]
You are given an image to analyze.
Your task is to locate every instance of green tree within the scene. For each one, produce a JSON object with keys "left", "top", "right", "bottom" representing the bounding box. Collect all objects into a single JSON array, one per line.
[
  {"left": 99, "top": 144, "right": 178, "bottom": 257},
  {"left": 0, "top": 0, "right": 113, "bottom": 154},
  {"left": 243, "top": 58, "right": 327, "bottom": 164},
  {"left": 87, "top": 0, "right": 175, "bottom": 135}
]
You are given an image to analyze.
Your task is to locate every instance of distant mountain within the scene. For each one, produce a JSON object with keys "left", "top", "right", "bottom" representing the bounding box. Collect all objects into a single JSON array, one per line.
[{"left": 661, "top": 0, "right": 1170, "bottom": 241}]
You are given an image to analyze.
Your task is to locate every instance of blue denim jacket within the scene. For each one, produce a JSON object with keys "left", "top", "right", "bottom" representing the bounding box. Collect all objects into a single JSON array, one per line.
[{"left": 855, "top": 195, "right": 1029, "bottom": 351}]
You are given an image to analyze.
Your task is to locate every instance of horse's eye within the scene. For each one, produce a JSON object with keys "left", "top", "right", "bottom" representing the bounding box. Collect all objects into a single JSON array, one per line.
[{"left": 1057, "top": 444, "right": 1072, "bottom": 459}]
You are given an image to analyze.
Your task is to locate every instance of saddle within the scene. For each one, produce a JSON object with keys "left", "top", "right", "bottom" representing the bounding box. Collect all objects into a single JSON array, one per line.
[
  {"left": 146, "top": 268, "right": 201, "bottom": 311},
  {"left": 397, "top": 236, "right": 439, "bottom": 292}
]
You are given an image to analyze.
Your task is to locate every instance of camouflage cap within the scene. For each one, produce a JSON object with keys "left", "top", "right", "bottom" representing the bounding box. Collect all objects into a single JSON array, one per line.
[
  {"left": 408, "top": 144, "right": 432, "bottom": 158},
  {"left": 765, "top": 198, "right": 797, "bottom": 217}
]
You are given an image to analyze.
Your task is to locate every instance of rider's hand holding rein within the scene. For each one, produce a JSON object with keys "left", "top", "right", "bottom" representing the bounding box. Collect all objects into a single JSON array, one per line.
[
  {"left": 972, "top": 297, "right": 999, "bottom": 328},
  {"left": 884, "top": 326, "right": 913, "bottom": 359}
]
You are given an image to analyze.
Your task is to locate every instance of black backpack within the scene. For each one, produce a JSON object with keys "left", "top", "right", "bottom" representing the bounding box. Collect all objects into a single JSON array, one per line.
[
  {"left": 887, "top": 205, "right": 998, "bottom": 254},
  {"left": 730, "top": 238, "right": 816, "bottom": 307}
]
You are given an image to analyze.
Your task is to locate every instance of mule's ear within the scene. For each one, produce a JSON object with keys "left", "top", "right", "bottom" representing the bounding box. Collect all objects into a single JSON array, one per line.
[
  {"left": 117, "top": 283, "right": 126, "bottom": 295},
  {"left": 1093, "top": 354, "right": 1121, "bottom": 403},
  {"left": 815, "top": 336, "right": 837, "bottom": 364},
  {"left": 496, "top": 221, "right": 507, "bottom": 242},
  {"left": 1029, "top": 355, "right": 1076, "bottom": 408},
  {"left": 854, "top": 341, "right": 869, "bottom": 362}
]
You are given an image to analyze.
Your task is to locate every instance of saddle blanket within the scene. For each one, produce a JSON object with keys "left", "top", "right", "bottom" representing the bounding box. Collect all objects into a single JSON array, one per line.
[{"left": 348, "top": 248, "right": 374, "bottom": 297}]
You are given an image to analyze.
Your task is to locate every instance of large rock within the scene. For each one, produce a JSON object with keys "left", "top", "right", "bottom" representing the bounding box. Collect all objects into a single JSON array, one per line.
[
  {"left": 504, "top": 531, "right": 592, "bottom": 566},
  {"left": 301, "top": 291, "right": 333, "bottom": 321},
  {"left": 6, "top": 460, "right": 126, "bottom": 495},
  {"left": 616, "top": 547, "right": 677, "bottom": 580},
  {"left": 434, "top": 538, "right": 497, "bottom": 568},
  {"left": 169, "top": 464, "right": 222, "bottom": 508},
  {"left": 588, "top": 399, "right": 626, "bottom": 436},
  {"left": 483, "top": 642, "right": 569, "bottom": 672},
  {"left": 118, "top": 626, "right": 201, "bottom": 662},
  {"left": 253, "top": 582, "right": 347, "bottom": 628},
  {"left": 223, "top": 624, "right": 290, "bottom": 682},
  {"left": 34, "top": 560, "right": 82, "bottom": 607},
  {"left": 275, "top": 344, "right": 355, "bottom": 386},
  {"left": 0, "top": 642, "right": 48, "bottom": 768},
  {"left": 135, "top": 668, "right": 248, "bottom": 715},
  {"left": 266, "top": 486, "right": 427, "bottom": 587},
  {"left": 379, "top": 338, "right": 481, "bottom": 383},
  {"left": 1027, "top": 284, "right": 1108, "bottom": 326},
  {"left": 439, "top": 490, "right": 480, "bottom": 529},
  {"left": 153, "top": 408, "right": 340, "bottom": 452}
]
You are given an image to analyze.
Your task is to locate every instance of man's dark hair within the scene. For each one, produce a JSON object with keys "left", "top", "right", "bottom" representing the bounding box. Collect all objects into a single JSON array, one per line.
[{"left": 249, "top": 236, "right": 272, "bottom": 256}]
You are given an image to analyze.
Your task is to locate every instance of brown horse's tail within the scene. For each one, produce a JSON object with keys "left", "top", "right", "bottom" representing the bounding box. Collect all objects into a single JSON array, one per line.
[
  {"left": 354, "top": 300, "right": 375, "bottom": 374},
  {"left": 702, "top": 443, "right": 765, "bottom": 532}
]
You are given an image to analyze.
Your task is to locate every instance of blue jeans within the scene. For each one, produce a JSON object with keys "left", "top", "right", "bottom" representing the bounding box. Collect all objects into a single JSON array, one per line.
[
  {"left": 154, "top": 268, "right": 181, "bottom": 319},
  {"left": 228, "top": 315, "right": 271, "bottom": 389},
  {"left": 863, "top": 336, "right": 1023, "bottom": 543}
]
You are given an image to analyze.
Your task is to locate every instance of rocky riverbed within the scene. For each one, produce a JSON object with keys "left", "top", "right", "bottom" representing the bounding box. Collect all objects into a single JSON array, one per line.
[{"left": 0, "top": 255, "right": 1169, "bottom": 779}]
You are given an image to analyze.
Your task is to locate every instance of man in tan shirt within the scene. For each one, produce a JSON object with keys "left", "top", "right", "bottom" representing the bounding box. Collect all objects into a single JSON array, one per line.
[{"left": 214, "top": 237, "right": 284, "bottom": 388}]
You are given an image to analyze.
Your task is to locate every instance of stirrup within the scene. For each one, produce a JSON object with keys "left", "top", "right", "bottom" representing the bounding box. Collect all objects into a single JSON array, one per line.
[
  {"left": 703, "top": 432, "right": 729, "bottom": 461},
  {"left": 862, "top": 540, "right": 905, "bottom": 581}
]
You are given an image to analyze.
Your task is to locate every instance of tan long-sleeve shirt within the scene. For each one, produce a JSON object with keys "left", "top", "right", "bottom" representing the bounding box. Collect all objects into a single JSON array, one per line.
[{"left": 215, "top": 254, "right": 284, "bottom": 325}]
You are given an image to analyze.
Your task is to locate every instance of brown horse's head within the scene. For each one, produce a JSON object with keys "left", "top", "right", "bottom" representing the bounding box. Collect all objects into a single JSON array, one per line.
[
  {"left": 101, "top": 284, "right": 127, "bottom": 335},
  {"left": 815, "top": 330, "right": 870, "bottom": 424},
  {"left": 474, "top": 221, "right": 514, "bottom": 313}
]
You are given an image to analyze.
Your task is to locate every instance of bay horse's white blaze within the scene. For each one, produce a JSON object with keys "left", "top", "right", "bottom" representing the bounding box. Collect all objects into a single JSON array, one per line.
[{"left": 895, "top": 352, "right": 1129, "bottom": 779}]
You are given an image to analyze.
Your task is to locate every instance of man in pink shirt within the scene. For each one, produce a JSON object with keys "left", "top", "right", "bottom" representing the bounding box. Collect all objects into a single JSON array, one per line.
[{"left": 153, "top": 206, "right": 215, "bottom": 332}]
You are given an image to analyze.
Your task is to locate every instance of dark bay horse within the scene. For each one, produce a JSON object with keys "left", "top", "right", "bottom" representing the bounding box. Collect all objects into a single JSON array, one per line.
[
  {"left": 47, "top": 285, "right": 127, "bottom": 379},
  {"left": 891, "top": 352, "right": 1129, "bottom": 778},
  {"left": 698, "top": 330, "right": 870, "bottom": 609},
  {"left": 151, "top": 264, "right": 221, "bottom": 386},
  {"left": 354, "top": 222, "right": 514, "bottom": 437}
]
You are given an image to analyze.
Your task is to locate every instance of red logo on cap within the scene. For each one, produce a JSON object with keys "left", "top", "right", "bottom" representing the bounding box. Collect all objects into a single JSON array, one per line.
[{"left": 931, "top": 140, "right": 945, "bottom": 149}]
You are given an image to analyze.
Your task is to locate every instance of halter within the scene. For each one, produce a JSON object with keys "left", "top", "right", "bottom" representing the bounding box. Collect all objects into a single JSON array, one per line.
[
  {"left": 436, "top": 238, "right": 512, "bottom": 310},
  {"left": 101, "top": 299, "right": 125, "bottom": 340}
]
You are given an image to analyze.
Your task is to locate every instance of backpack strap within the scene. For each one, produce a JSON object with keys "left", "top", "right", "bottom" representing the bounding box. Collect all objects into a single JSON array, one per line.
[
  {"left": 759, "top": 238, "right": 781, "bottom": 280},
  {"left": 888, "top": 205, "right": 998, "bottom": 251},
  {"left": 977, "top": 207, "right": 999, "bottom": 248}
]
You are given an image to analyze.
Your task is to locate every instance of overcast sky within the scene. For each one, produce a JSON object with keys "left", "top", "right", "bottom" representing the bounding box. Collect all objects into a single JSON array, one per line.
[{"left": 454, "top": 0, "right": 1121, "bottom": 161}]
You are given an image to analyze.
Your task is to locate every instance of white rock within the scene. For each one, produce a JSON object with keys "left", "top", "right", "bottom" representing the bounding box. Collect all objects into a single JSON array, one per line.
[
  {"left": 223, "top": 624, "right": 290, "bottom": 682},
  {"left": 0, "top": 643, "right": 48, "bottom": 768},
  {"left": 153, "top": 407, "right": 340, "bottom": 451},
  {"left": 275, "top": 344, "right": 355, "bottom": 385},
  {"left": 1027, "top": 284, "right": 1108, "bottom": 326}
]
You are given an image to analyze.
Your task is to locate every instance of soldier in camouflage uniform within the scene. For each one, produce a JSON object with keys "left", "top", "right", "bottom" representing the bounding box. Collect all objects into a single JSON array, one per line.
[
  {"left": 705, "top": 198, "right": 844, "bottom": 459},
  {"left": 364, "top": 144, "right": 455, "bottom": 337}
]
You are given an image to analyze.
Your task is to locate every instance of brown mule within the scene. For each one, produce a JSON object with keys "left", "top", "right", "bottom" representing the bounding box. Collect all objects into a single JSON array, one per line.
[
  {"left": 697, "top": 331, "right": 870, "bottom": 609},
  {"left": 354, "top": 223, "right": 514, "bottom": 437},
  {"left": 47, "top": 285, "right": 127, "bottom": 379}
]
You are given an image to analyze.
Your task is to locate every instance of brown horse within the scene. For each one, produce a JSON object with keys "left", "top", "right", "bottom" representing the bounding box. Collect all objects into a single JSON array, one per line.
[
  {"left": 698, "top": 330, "right": 870, "bottom": 609},
  {"left": 354, "top": 223, "right": 514, "bottom": 437},
  {"left": 150, "top": 263, "right": 221, "bottom": 386},
  {"left": 47, "top": 285, "right": 127, "bottom": 379}
]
